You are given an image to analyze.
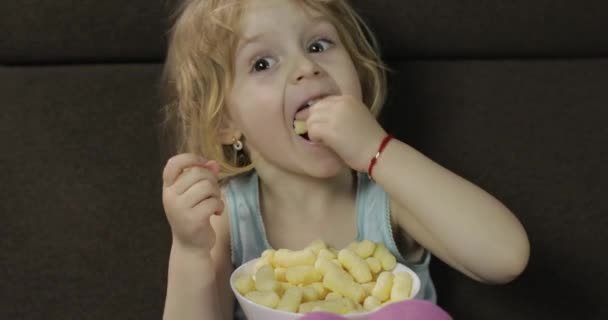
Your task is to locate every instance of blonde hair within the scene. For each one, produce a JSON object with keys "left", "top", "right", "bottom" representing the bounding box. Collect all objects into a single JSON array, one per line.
[{"left": 160, "top": 0, "right": 388, "bottom": 180}]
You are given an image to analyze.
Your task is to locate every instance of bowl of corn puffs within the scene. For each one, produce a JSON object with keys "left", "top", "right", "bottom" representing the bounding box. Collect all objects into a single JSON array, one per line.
[{"left": 230, "top": 240, "right": 421, "bottom": 320}]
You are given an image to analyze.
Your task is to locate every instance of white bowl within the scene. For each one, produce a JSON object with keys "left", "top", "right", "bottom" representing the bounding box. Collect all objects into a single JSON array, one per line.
[{"left": 230, "top": 258, "right": 421, "bottom": 320}]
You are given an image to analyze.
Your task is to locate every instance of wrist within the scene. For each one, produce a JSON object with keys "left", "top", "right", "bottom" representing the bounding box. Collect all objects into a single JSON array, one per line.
[
  {"left": 171, "top": 238, "right": 213, "bottom": 261},
  {"left": 167, "top": 244, "right": 218, "bottom": 302},
  {"left": 367, "top": 134, "right": 394, "bottom": 181},
  {"left": 169, "top": 242, "right": 216, "bottom": 283}
]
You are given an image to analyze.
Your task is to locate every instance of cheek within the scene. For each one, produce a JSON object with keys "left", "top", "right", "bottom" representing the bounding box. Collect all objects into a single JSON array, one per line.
[
  {"left": 338, "top": 52, "right": 363, "bottom": 99},
  {"left": 240, "top": 113, "right": 285, "bottom": 158},
  {"left": 237, "top": 92, "right": 281, "bottom": 127},
  {"left": 347, "top": 66, "right": 363, "bottom": 100},
  {"left": 228, "top": 86, "right": 285, "bottom": 142},
  {"left": 229, "top": 83, "right": 280, "bottom": 119},
  {"left": 351, "top": 71, "right": 363, "bottom": 100}
]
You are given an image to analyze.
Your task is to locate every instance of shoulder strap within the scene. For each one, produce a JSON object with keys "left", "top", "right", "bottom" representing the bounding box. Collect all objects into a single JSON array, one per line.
[{"left": 223, "top": 172, "right": 271, "bottom": 266}]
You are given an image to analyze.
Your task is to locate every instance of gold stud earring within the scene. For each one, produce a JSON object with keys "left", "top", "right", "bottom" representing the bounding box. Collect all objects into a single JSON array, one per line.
[{"left": 232, "top": 137, "right": 243, "bottom": 151}]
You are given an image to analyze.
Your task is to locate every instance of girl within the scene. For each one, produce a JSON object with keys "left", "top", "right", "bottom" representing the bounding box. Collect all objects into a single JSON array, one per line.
[{"left": 160, "top": 1, "right": 530, "bottom": 319}]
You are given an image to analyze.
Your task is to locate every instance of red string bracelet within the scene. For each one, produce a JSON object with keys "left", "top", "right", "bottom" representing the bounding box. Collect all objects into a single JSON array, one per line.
[{"left": 367, "top": 134, "right": 393, "bottom": 181}]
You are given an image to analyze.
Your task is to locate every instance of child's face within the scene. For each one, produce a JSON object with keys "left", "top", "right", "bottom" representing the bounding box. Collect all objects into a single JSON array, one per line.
[{"left": 226, "top": 0, "right": 362, "bottom": 177}]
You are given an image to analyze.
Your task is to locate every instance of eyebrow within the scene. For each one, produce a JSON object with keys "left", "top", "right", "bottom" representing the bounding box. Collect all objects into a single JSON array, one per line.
[
  {"left": 236, "top": 17, "right": 333, "bottom": 53},
  {"left": 237, "top": 33, "right": 267, "bottom": 53}
]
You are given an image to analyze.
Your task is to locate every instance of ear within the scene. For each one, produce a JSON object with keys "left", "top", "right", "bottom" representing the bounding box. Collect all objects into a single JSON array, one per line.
[{"left": 218, "top": 117, "right": 242, "bottom": 145}]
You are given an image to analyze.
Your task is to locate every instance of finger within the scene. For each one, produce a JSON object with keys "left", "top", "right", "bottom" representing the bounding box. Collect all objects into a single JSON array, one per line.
[
  {"left": 307, "top": 123, "right": 324, "bottom": 143},
  {"left": 294, "top": 106, "right": 311, "bottom": 121},
  {"left": 162, "top": 153, "right": 208, "bottom": 188},
  {"left": 180, "top": 179, "right": 221, "bottom": 209},
  {"left": 311, "top": 95, "right": 339, "bottom": 109},
  {"left": 306, "top": 120, "right": 333, "bottom": 145},
  {"left": 294, "top": 96, "right": 334, "bottom": 121},
  {"left": 172, "top": 166, "right": 219, "bottom": 195},
  {"left": 193, "top": 197, "right": 225, "bottom": 217}
]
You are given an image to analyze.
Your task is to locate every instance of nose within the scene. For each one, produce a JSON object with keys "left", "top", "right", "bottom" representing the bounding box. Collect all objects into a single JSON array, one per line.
[{"left": 290, "top": 54, "right": 323, "bottom": 83}]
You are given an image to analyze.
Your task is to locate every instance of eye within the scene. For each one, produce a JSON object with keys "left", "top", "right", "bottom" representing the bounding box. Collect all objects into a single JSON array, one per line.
[
  {"left": 308, "top": 39, "right": 334, "bottom": 53},
  {"left": 250, "top": 57, "right": 277, "bottom": 73}
]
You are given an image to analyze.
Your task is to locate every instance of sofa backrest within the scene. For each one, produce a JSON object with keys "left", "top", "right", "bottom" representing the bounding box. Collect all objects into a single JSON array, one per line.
[{"left": 2, "top": 1, "right": 607, "bottom": 319}]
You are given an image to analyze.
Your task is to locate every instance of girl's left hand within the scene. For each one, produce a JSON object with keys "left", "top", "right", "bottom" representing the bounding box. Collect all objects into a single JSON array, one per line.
[{"left": 296, "top": 95, "right": 388, "bottom": 172}]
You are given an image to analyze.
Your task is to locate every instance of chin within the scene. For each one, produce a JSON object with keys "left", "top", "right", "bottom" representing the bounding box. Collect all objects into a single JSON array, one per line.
[{"left": 304, "top": 158, "right": 349, "bottom": 179}]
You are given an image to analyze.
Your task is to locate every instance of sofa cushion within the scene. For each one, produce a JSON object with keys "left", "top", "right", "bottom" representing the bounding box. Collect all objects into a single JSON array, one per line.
[
  {"left": 0, "top": 64, "right": 170, "bottom": 319},
  {"left": 2, "top": 0, "right": 608, "bottom": 64},
  {"left": 2, "top": 1, "right": 608, "bottom": 319},
  {"left": 0, "top": 1, "right": 168, "bottom": 64},
  {"left": 382, "top": 58, "right": 608, "bottom": 319}
]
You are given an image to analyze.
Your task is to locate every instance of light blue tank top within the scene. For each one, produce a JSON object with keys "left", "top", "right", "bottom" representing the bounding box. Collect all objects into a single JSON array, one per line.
[{"left": 224, "top": 171, "right": 437, "bottom": 319}]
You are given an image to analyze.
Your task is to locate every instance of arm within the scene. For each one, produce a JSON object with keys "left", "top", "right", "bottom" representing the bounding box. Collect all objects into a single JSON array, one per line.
[
  {"left": 375, "top": 139, "right": 530, "bottom": 284},
  {"left": 161, "top": 154, "right": 234, "bottom": 320},
  {"left": 163, "top": 201, "right": 234, "bottom": 320},
  {"left": 300, "top": 95, "right": 529, "bottom": 283}
]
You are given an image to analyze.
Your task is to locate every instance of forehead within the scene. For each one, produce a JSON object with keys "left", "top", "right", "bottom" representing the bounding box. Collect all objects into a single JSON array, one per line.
[{"left": 236, "top": 0, "right": 326, "bottom": 38}]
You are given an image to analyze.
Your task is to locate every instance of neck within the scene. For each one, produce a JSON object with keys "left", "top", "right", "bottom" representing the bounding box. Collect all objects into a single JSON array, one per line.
[{"left": 256, "top": 166, "right": 356, "bottom": 219}]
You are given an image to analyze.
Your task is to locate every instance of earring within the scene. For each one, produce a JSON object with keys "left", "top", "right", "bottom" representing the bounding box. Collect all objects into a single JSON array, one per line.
[{"left": 232, "top": 137, "right": 243, "bottom": 151}]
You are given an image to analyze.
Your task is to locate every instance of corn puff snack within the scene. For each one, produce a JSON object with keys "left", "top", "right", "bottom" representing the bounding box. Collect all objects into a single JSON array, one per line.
[
  {"left": 273, "top": 248, "right": 316, "bottom": 267},
  {"left": 277, "top": 287, "right": 304, "bottom": 313},
  {"left": 236, "top": 240, "right": 415, "bottom": 316},
  {"left": 390, "top": 272, "right": 413, "bottom": 302}
]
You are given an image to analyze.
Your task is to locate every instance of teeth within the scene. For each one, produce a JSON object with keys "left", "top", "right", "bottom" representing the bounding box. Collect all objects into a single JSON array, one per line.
[
  {"left": 293, "top": 120, "right": 308, "bottom": 134},
  {"left": 293, "top": 97, "right": 320, "bottom": 135},
  {"left": 306, "top": 99, "right": 319, "bottom": 107}
]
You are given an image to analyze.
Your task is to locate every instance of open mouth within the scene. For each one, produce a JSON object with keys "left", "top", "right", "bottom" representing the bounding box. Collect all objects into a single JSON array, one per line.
[
  {"left": 293, "top": 96, "right": 325, "bottom": 141},
  {"left": 293, "top": 106, "right": 310, "bottom": 140},
  {"left": 299, "top": 131, "right": 310, "bottom": 141},
  {"left": 293, "top": 119, "right": 310, "bottom": 140}
]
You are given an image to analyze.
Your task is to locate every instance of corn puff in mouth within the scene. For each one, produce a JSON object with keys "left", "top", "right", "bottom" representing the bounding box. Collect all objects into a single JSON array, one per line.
[{"left": 293, "top": 120, "right": 308, "bottom": 135}]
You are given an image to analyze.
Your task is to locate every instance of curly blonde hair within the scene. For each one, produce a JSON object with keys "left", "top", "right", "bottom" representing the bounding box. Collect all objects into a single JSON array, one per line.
[{"left": 160, "top": 0, "right": 387, "bottom": 180}]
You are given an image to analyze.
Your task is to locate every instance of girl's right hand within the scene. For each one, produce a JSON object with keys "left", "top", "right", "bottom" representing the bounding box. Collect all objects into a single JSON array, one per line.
[{"left": 162, "top": 153, "right": 223, "bottom": 253}]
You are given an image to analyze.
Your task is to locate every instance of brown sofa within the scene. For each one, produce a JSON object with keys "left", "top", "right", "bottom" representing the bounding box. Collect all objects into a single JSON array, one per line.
[{"left": 2, "top": 1, "right": 607, "bottom": 319}]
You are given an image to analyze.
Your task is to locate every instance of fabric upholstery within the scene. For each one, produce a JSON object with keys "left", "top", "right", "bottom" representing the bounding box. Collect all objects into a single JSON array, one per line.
[{"left": 2, "top": 1, "right": 607, "bottom": 319}]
